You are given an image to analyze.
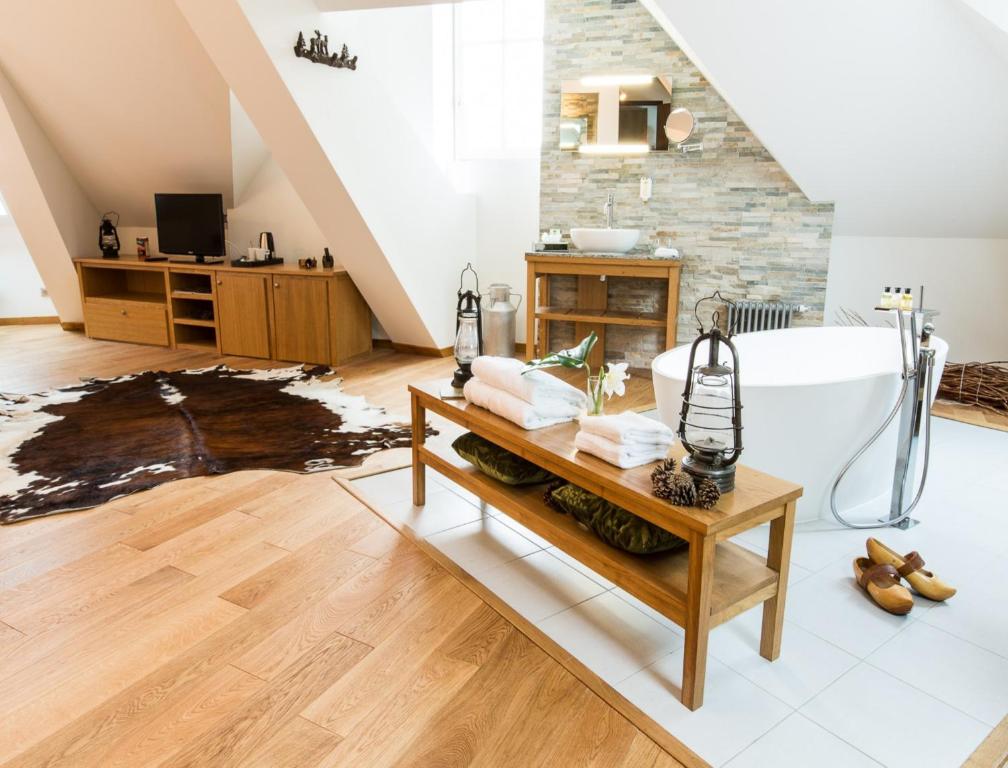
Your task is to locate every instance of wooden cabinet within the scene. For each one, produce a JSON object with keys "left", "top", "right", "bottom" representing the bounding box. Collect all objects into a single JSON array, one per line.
[
  {"left": 271, "top": 275, "right": 331, "bottom": 365},
  {"left": 75, "top": 257, "right": 371, "bottom": 366},
  {"left": 216, "top": 272, "right": 271, "bottom": 358}
]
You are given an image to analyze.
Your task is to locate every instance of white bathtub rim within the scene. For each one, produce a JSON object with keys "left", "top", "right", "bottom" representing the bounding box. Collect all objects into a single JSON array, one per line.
[{"left": 652, "top": 327, "right": 949, "bottom": 390}]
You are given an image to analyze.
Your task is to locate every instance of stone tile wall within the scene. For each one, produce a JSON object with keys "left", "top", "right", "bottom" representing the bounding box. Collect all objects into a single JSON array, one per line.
[{"left": 539, "top": 0, "right": 834, "bottom": 367}]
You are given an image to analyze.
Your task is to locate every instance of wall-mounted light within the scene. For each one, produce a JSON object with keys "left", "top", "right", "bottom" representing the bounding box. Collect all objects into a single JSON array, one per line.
[
  {"left": 580, "top": 74, "right": 653, "bottom": 87},
  {"left": 578, "top": 143, "right": 649, "bottom": 155}
]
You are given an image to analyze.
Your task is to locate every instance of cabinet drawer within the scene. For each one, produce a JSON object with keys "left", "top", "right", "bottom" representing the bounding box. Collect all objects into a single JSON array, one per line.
[{"left": 85, "top": 298, "right": 169, "bottom": 346}]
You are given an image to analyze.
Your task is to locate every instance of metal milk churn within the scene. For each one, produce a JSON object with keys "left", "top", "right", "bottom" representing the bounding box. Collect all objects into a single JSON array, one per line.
[{"left": 481, "top": 283, "right": 522, "bottom": 357}]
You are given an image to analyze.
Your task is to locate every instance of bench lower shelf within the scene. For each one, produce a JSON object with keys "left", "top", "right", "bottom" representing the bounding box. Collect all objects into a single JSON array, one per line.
[{"left": 420, "top": 440, "right": 779, "bottom": 629}]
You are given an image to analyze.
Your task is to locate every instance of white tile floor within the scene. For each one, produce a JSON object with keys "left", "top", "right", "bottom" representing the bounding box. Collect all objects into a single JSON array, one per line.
[{"left": 352, "top": 416, "right": 1007, "bottom": 767}]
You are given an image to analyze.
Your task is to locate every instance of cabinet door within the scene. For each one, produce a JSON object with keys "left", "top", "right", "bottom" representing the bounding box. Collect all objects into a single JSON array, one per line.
[
  {"left": 216, "top": 272, "right": 271, "bottom": 358},
  {"left": 272, "top": 275, "right": 331, "bottom": 364}
]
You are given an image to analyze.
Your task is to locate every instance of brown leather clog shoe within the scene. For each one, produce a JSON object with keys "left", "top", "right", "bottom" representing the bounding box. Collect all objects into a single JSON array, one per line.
[
  {"left": 866, "top": 538, "right": 957, "bottom": 602},
  {"left": 853, "top": 557, "right": 914, "bottom": 615}
]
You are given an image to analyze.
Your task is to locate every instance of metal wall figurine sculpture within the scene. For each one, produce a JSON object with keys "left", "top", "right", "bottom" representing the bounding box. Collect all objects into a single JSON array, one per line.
[{"left": 294, "top": 30, "right": 358, "bottom": 70}]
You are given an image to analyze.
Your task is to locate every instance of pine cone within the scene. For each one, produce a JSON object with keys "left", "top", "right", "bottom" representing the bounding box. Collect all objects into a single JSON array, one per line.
[
  {"left": 694, "top": 477, "right": 721, "bottom": 510},
  {"left": 666, "top": 472, "right": 697, "bottom": 506},
  {"left": 650, "top": 458, "right": 677, "bottom": 499}
]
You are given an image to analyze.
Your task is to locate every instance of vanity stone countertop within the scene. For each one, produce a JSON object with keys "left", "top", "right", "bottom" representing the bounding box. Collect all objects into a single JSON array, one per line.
[{"left": 526, "top": 250, "right": 680, "bottom": 261}]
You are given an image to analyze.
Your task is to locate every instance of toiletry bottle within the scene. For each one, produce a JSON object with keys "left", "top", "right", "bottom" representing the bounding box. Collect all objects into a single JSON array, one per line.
[
  {"left": 891, "top": 288, "right": 901, "bottom": 310},
  {"left": 881, "top": 286, "right": 893, "bottom": 309},
  {"left": 900, "top": 287, "right": 914, "bottom": 311}
]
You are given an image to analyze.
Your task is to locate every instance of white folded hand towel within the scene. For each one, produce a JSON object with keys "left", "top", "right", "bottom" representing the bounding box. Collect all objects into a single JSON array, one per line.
[
  {"left": 471, "top": 356, "right": 587, "bottom": 408},
  {"left": 579, "top": 411, "right": 676, "bottom": 446},
  {"left": 463, "top": 378, "right": 581, "bottom": 430},
  {"left": 574, "top": 430, "right": 671, "bottom": 469}
]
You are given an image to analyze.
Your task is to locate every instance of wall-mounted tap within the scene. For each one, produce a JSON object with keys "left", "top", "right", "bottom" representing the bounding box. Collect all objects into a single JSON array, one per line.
[{"left": 603, "top": 191, "right": 615, "bottom": 229}]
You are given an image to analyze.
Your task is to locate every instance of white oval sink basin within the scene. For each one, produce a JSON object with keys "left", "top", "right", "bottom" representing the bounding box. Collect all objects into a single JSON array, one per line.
[{"left": 570, "top": 228, "right": 640, "bottom": 254}]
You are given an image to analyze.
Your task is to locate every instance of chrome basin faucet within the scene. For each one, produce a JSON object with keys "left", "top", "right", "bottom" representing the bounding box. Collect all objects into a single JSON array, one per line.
[{"left": 603, "top": 191, "right": 615, "bottom": 229}]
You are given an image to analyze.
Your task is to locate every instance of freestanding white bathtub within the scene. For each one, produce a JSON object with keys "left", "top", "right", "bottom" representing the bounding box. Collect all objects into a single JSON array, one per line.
[{"left": 652, "top": 327, "right": 949, "bottom": 523}]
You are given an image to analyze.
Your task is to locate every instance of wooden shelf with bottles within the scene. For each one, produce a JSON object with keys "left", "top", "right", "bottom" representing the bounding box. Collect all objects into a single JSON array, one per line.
[{"left": 524, "top": 252, "right": 682, "bottom": 366}]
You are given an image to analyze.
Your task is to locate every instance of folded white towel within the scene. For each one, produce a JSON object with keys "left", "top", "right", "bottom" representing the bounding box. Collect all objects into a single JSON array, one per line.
[
  {"left": 579, "top": 411, "right": 676, "bottom": 447},
  {"left": 574, "top": 430, "right": 671, "bottom": 469},
  {"left": 463, "top": 378, "right": 581, "bottom": 430},
  {"left": 471, "top": 356, "right": 587, "bottom": 408}
]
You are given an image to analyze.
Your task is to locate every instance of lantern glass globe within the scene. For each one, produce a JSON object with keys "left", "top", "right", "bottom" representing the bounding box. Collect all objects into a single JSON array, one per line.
[
  {"left": 684, "top": 372, "right": 734, "bottom": 452},
  {"left": 454, "top": 313, "right": 480, "bottom": 365}
]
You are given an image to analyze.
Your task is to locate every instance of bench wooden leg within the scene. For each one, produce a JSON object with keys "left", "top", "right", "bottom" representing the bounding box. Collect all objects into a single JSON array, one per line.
[
  {"left": 682, "top": 531, "right": 715, "bottom": 710},
  {"left": 411, "top": 393, "right": 426, "bottom": 506},
  {"left": 760, "top": 500, "right": 796, "bottom": 660}
]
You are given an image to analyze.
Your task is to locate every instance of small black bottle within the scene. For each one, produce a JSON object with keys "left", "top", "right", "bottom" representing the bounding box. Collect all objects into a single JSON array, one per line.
[{"left": 322, "top": 247, "right": 334, "bottom": 269}]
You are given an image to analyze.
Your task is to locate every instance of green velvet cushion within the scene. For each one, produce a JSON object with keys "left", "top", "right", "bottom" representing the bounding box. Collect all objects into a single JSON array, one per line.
[
  {"left": 452, "top": 432, "right": 557, "bottom": 486},
  {"left": 547, "top": 483, "right": 687, "bottom": 555}
]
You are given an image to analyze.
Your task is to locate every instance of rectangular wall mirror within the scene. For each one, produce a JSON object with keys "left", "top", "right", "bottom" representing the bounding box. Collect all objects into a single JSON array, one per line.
[{"left": 559, "top": 74, "right": 674, "bottom": 153}]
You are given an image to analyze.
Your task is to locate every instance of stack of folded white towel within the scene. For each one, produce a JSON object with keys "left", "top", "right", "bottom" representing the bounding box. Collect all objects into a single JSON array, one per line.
[
  {"left": 462, "top": 356, "right": 587, "bottom": 430},
  {"left": 575, "top": 411, "right": 676, "bottom": 469}
]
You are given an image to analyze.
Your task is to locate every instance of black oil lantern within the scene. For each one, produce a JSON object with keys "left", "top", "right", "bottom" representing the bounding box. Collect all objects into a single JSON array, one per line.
[
  {"left": 99, "top": 211, "right": 120, "bottom": 259},
  {"left": 678, "top": 292, "right": 743, "bottom": 492},
  {"left": 451, "top": 262, "right": 483, "bottom": 389}
]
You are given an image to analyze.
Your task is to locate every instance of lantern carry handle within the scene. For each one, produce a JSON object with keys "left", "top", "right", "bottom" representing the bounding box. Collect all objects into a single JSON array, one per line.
[
  {"left": 694, "top": 290, "right": 738, "bottom": 337},
  {"left": 458, "top": 262, "right": 479, "bottom": 296}
]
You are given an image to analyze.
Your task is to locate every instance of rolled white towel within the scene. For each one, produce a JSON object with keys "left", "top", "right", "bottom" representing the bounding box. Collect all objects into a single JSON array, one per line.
[
  {"left": 463, "top": 378, "right": 581, "bottom": 430},
  {"left": 579, "top": 411, "right": 676, "bottom": 446},
  {"left": 574, "top": 430, "right": 671, "bottom": 469},
  {"left": 471, "top": 356, "right": 587, "bottom": 408}
]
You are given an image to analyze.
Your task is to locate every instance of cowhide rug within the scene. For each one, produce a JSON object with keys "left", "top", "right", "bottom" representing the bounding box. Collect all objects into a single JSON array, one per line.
[{"left": 0, "top": 365, "right": 430, "bottom": 524}]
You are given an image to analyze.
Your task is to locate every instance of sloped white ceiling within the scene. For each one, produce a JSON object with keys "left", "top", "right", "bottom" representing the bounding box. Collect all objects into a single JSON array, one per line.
[
  {"left": 642, "top": 0, "right": 1008, "bottom": 238},
  {"left": 0, "top": 0, "right": 233, "bottom": 226}
]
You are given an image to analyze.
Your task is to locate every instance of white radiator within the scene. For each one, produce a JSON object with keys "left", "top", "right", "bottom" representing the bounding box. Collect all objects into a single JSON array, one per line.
[{"left": 728, "top": 300, "right": 809, "bottom": 334}]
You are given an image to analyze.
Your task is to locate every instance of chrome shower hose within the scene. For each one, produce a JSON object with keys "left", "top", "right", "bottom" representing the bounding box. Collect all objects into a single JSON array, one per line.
[{"left": 829, "top": 354, "right": 935, "bottom": 530}]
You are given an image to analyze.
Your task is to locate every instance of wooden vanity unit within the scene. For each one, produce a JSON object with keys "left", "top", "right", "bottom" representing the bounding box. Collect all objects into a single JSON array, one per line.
[
  {"left": 525, "top": 252, "right": 682, "bottom": 366},
  {"left": 74, "top": 256, "right": 371, "bottom": 365}
]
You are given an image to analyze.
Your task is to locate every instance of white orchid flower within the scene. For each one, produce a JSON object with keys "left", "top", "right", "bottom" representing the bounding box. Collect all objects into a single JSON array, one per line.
[{"left": 601, "top": 362, "right": 629, "bottom": 398}]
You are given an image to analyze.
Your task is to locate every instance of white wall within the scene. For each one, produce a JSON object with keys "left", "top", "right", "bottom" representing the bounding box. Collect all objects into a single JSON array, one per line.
[
  {"left": 825, "top": 236, "right": 1008, "bottom": 362},
  {"left": 226, "top": 157, "right": 329, "bottom": 263},
  {"left": 641, "top": 0, "right": 1008, "bottom": 238},
  {"left": 0, "top": 0, "right": 233, "bottom": 225},
  {"left": 0, "top": 211, "right": 55, "bottom": 319},
  {"left": 0, "top": 64, "right": 93, "bottom": 323}
]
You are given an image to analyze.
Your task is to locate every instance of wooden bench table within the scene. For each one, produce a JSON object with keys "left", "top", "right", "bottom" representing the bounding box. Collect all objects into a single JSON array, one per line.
[{"left": 408, "top": 381, "right": 802, "bottom": 710}]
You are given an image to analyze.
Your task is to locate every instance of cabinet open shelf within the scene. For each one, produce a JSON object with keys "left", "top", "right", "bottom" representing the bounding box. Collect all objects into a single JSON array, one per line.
[
  {"left": 172, "top": 317, "right": 215, "bottom": 328},
  {"left": 87, "top": 291, "right": 166, "bottom": 306},
  {"left": 171, "top": 289, "right": 214, "bottom": 301},
  {"left": 173, "top": 324, "right": 216, "bottom": 350}
]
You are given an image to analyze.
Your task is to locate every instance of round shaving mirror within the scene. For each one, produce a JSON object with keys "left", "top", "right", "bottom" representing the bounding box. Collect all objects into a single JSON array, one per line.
[{"left": 664, "top": 107, "right": 695, "bottom": 145}]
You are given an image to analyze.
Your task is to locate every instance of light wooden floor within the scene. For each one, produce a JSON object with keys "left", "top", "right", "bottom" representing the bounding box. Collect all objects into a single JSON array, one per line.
[
  {"left": 932, "top": 400, "right": 1008, "bottom": 433},
  {"left": 0, "top": 326, "right": 682, "bottom": 768}
]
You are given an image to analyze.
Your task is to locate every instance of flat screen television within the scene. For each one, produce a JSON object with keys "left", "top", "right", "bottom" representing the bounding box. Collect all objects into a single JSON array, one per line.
[{"left": 154, "top": 193, "right": 225, "bottom": 262}]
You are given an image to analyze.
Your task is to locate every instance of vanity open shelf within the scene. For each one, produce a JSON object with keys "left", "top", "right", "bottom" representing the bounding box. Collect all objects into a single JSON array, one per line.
[
  {"left": 534, "top": 305, "right": 666, "bottom": 328},
  {"left": 525, "top": 252, "right": 681, "bottom": 366}
]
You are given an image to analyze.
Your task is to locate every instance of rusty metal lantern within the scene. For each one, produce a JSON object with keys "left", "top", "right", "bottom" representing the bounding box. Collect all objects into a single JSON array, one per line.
[
  {"left": 451, "top": 263, "right": 483, "bottom": 389},
  {"left": 678, "top": 292, "right": 743, "bottom": 492}
]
